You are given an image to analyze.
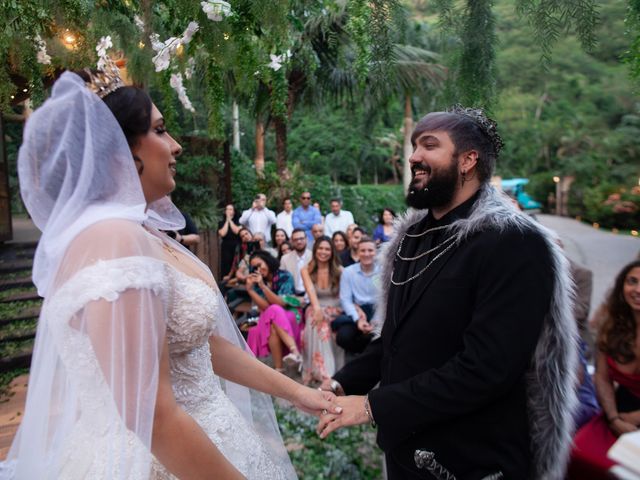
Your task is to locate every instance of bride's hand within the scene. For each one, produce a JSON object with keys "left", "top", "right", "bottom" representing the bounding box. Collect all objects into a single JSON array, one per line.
[{"left": 290, "top": 384, "right": 342, "bottom": 417}]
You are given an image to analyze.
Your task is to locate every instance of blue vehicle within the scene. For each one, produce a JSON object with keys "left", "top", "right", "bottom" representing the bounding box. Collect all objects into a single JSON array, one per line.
[{"left": 501, "top": 178, "right": 542, "bottom": 211}]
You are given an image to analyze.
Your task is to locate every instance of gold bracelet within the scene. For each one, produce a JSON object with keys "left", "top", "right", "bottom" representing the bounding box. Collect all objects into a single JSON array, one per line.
[{"left": 364, "top": 395, "right": 376, "bottom": 427}]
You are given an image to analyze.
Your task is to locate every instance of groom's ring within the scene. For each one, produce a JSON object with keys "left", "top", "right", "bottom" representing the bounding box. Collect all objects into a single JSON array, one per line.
[{"left": 321, "top": 409, "right": 328, "bottom": 415}]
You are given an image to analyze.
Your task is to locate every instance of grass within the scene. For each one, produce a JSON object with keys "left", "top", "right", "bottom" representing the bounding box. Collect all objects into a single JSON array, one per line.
[
  {"left": 0, "top": 318, "right": 37, "bottom": 340},
  {"left": 0, "top": 338, "right": 34, "bottom": 358},
  {"left": 0, "top": 286, "right": 37, "bottom": 301},
  {"left": 0, "top": 300, "right": 41, "bottom": 321},
  {"left": 275, "top": 402, "right": 383, "bottom": 479}
]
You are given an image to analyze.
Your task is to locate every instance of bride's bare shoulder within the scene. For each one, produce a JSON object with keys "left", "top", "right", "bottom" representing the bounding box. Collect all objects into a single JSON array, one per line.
[{"left": 68, "top": 219, "right": 156, "bottom": 258}]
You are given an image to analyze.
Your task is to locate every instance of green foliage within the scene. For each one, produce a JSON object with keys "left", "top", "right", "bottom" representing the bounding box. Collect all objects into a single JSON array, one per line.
[
  {"left": 275, "top": 402, "right": 383, "bottom": 479},
  {"left": 581, "top": 184, "right": 640, "bottom": 229},
  {"left": 625, "top": 0, "right": 640, "bottom": 83}
]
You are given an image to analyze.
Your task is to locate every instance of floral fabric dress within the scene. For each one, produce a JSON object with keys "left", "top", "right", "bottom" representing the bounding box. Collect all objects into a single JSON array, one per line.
[{"left": 301, "top": 285, "right": 344, "bottom": 384}]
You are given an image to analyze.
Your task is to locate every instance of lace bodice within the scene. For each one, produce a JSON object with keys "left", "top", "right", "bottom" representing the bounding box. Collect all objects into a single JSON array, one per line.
[{"left": 153, "top": 265, "right": 290, "bottom": 479}]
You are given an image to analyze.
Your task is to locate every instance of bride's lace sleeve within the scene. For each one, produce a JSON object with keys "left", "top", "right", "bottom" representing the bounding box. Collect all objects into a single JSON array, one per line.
[{"left": 3, "top": 221, "right": 171, "bottom": 480}]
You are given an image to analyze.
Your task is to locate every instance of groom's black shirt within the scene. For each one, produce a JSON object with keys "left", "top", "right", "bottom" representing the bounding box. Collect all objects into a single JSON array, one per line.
[{"left": 333, "top": 194, "right": 554, "bottom": 480}]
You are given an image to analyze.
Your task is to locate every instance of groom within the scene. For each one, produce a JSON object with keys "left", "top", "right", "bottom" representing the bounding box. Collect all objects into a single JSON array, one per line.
[{"left": 317, "top": 106, "right": 578, "bottom": 479}]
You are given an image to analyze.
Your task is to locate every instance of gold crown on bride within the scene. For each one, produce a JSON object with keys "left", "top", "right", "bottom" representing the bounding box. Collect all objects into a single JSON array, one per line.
[{"left": 84, "top": 51, "right": 124, "bottom": 99}]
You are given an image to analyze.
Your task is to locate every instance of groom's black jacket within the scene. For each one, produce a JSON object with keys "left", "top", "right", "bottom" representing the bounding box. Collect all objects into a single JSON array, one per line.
[{"left": 333, "top": 197, "right": 554, "bottom": 480}]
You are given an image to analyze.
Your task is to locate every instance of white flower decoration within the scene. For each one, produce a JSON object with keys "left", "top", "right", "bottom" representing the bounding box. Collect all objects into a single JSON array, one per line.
[
  {"left": 96, "top": 36, "right": 113, "bottom": 59},
  {"left": 181, "top": 21, "right": 199, "bottom": 44},
  {"left": 170, "top": 73, "right": 195, "bottom": 112},
  {"left": 35, "top": 35, "right": 51, "bottom": 65},
  {"left": 134, "top": 15, "right": 145, "bottom": 32},
  {"left": 267, "top": 51, "right": 292, "bottom": 72},
  {"left": 201, "top": 0, "right": 232, "bottom": 21},
  {"left": 151, "top": 22, "right": 199, "bottom": 72},
  {"left": 268, "top": 54, "right": 284, "bottom": 71}
]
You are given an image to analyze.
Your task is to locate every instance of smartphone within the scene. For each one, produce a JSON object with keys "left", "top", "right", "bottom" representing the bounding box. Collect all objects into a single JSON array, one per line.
[{"left": 248, "top": 265, "right": 256, "bottom": 274}]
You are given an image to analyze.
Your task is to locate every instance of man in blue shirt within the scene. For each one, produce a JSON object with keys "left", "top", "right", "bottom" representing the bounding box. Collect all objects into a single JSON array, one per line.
[
  {"left": 333, "top": 237, "right": 379, "bottom": 353},
  {"left": 292, "top": 191, "right": 322, "bottom": 242}
]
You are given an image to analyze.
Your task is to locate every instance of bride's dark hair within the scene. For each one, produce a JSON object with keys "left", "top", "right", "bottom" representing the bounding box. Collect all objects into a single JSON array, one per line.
[{"left": 74, "top": 69, "right": 152, "bottom": 149}]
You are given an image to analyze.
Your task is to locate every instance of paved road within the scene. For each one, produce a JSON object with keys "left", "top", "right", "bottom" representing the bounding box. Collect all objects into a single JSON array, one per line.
[{"left": 537, "top": 214, "right": 640, "bottom": 313}]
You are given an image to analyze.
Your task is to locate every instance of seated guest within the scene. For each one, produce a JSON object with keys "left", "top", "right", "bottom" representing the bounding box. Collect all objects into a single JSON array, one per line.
[
  {"left": 246, "top": 251, "right": 303, "bottom": 371},
  {"left": 223, "top": 227, "right": 253, "bottom": 284},
  {"left": 373, "top": 208, "right": 396, "bottom": 245},
  {"left": 333, "top": 237, "right": 379, "bottom": 354},
  {"left": 331, "top": 231, "right": 349, "bottom": 256},
  {"left": 280, "top": 228, "right": 312, "bottom": 295},
  {"left": 277, "top": 241, "right": 292, "bottom": 260},
  {"left": 253, "top": 231, "right": 277, "bottom": 258},
  {"left": 273, "top": 228, "right": 289, "bottom": 249},
  {"left": 571, "top": 260, "right": 640, "bottom": 475},
  {"left": 311, "top": 223, "right": 325, "bottom": 244},
  {"left": 340, "top": 227, "right": 364, "bottom": 267},
  {"left": 301, "top": 236, "right": 344, "bottom": 384}
]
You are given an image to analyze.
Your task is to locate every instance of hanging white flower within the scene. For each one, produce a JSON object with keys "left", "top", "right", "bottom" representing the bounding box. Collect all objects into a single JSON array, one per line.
[
  {"left": 268, "top": 54, "right": 283, "bottom": 71},
  {"left": 201, "top": 0, "right": 232, "bottom": 21},
  {"left": 151, "top": 36, "right": 181, "bottom": 72},
  {"left": 267, "top": 51, "right": 292, "bottom": 72},
  {"left": 96, "top": 36, "right": 113, "bottom": 59},
  {"left": 181, "top": 21, "right": 199, "bottom": 44},
  {"left": 170, "top": 73, "right": 195, "bottom": 112},
  {"left": 35, "top": 34, "right": 51, "bottom": 65},
  {"left": 184, "top": 57, "right": 196, "bottom": 80},
  {"left": 134, "top": 15, "right": 145, "bottom": 32},
  {"left": 151, "top": 22, "right": 200, "bottom": 73}
]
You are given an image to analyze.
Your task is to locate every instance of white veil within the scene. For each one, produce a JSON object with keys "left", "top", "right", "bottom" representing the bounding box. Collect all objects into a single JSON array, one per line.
[{"left": 2, "top": 72, "right": 295, "bottom": 479}]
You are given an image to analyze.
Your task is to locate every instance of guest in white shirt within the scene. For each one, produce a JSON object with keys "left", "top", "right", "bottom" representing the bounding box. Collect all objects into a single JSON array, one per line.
[
  {"left": 280, "top": 228, "right": 312, "bottom": 295},
  {"left": 324, "top": 198, "right": 355, "bottom": 237},
  {"left": 275, "top": 198, "right": 294, "bottom": 237},
  {"left": 239, "top": 193, "right": 277, "bottom": 243}
]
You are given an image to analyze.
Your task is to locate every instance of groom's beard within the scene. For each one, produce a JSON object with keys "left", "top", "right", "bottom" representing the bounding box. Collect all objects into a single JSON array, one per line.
[{"left": 406, "top": 156, "right": 459, "bottom": 209}]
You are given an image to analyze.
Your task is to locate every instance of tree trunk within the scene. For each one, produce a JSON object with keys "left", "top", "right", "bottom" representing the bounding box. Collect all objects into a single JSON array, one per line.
[
  {"left": 254, "top": 119, "right": 265, "bottom": 177},
  {"left": 356, "top": 168, "right": 361, "bottom": 185},
  {"left": 373, "top": 166, "right": 378, "bottom": 185},
  {"left": 274, "top": 116, "right": 287, "bottom": 176},
  {"left": 403, "top": 94, "right": 413, "bottom": 192},
  {"left": 232, "top": 101, "right": 240, "bottom": 151}
]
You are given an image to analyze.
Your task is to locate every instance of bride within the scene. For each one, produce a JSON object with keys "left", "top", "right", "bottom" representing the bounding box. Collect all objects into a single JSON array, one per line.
[{"left": 0, "top": 67, "right": 340, "bottom": 479}]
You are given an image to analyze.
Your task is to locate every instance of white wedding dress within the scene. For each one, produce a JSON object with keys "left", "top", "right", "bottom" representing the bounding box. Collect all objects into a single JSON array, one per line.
[{"left": 5, "top": 256, "right": 293, "bottom": 479}]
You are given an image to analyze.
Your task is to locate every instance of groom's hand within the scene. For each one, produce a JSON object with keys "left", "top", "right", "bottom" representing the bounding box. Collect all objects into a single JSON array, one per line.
[
  {"left": 317, "top": 395, "right": 368, "bottom": 439},
  {"left": 291, "top": 384, "right": 343, "bottom": 417}
]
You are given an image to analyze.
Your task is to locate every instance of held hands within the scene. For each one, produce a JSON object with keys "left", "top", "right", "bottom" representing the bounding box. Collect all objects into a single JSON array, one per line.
[
  {"left": 290, "top": 384, "right": 342, "bottom": 417},
  {"left": 316, "top": 395, "right": 369, "bottom": 439}
]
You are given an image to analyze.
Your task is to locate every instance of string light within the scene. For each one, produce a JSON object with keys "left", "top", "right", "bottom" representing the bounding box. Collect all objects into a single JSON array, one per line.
[{"left": 62, "top": 30, "right": 77, "bottom": 49}]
